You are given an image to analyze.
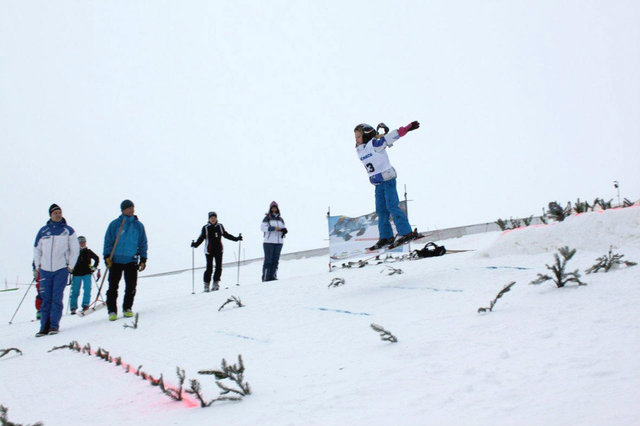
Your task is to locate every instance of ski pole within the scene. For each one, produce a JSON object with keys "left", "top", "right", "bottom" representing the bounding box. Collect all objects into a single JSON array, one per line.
[
  {"left": 89, "top": 218, "right": 126, "bottom": 309},
  {"left": 65, "top": 273, "right": 73, "bottom": 315},
  {"left": 236, "top": 234, "right": 242, "bottom": 286},
  {"left": 8, "top": 278, "right": 35, "bottom": 324},
  {"left": 191, "top": 241, "right": 195, "bottom": 295}
]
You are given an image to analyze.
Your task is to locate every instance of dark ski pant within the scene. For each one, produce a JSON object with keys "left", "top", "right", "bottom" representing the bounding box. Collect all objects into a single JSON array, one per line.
[
  {"left": 106, "top": 262, "right": 138, "bottom": 314},
  {"left": 204, "top": 252, "right": 223, "bottom": 283},
  {"left": 375, "top": 178, "right": 412, "bottom": 239},
  {"left": 262, "top": 243, "right": 283, "bottom": 282},
  {"left": 39, "top": 268, "right": 68, "bottom": 331}
]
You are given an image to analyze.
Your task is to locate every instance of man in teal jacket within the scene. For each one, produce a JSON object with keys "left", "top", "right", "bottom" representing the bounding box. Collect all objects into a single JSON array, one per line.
[{"left": 103, "top": 199, "right": 148, "bottom": 321}]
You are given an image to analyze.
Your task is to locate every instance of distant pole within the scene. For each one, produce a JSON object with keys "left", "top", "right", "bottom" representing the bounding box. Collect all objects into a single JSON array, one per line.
[
  {"left": 404, "top": 184, "right": 412, "bottom": 252},
  {"left": 614, "top": 180, "right": 620, "bottom": 207},
  {"left": 236, "top": 234, "right": 242, "bottom": 286}
]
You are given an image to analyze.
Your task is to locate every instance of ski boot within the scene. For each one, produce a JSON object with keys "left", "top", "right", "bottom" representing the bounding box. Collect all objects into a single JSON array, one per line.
[
  {"left": 212, "top": 281, "right": 220, "bottom": 291},
  {"left": 391, "top": 229, "right": 420, "bottom": 247},
  {"left": 204, "top": 282, "right": 210, "bottom": 293},
  {"left": 368, "top": 237, "right": 395, "bottom": 251},
  {"left": 123, "top": 310, "right": 134, "bottom": 318},
  {"left": 108, "top": 312, "right": 117, "bottom": 321}
]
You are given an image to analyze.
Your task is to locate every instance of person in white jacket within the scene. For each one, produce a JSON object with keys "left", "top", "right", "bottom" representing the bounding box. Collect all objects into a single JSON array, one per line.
[
  {"left": 261, "top": 201, "right": 287, "bottom": 281},
  {"left": 33, "top": 204, "right": 79, "bottom": 336}
]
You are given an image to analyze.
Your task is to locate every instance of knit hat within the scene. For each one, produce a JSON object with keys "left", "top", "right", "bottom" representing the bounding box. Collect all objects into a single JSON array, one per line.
[
  {"left": 78, "top": 236, "right": 86, "bottom": 243},
  {"left": 208, "top": 211, "right": 217, "bottom": 218},
  {"left": 270, "top": 201, "right": 278, "bottom": 209},
  {"left": 120, "top": 199, "right": 134, "bottom": 211},
  {"left": 49, "top": 204, "right": 61, "bottom": 215}
]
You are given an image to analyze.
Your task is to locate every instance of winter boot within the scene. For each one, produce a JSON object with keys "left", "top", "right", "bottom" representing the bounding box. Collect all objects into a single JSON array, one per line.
[
  {"left": 70, "top": 309, "right": 77, "bottom": 315},
  {"left": 82, "top": 305, "right": 89, "bottom": 312},
  {"left": 48, "top": 329, "right": 59, "bottom": 335},
  {"left": 368, "top": 237, "right": 395, "bottom": 251},
  {"left": 212, "top": 281, "right": 220, "bottom": 291},
  {"left": 393, "top": 229, "right": 420, "bottom": 246},
  {"left": 123, "top": 310, "right": 134, "bottom": 318},
  {"left": 204, "top": 282, "right": 210, "bottom": 293},
  {"left": 108, "top": 312, "right": 117, "bottom": 321},
  {"left": 35, "top": 329, "right": 48, "bottom": 337}
]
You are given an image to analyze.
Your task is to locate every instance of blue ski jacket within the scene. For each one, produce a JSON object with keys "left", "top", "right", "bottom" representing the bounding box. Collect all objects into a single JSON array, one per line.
[{"left": 104, "top": 215, "right": 148, "bottom": 264}]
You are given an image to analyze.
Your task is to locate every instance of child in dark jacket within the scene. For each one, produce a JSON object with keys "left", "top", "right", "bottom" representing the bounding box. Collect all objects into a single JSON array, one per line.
[{"left": 191, "top": 211, "right": 242, "bottom": 292}]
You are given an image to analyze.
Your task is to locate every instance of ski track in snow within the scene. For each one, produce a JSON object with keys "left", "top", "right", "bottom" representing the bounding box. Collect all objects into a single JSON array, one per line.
[{"left": 1, "top": 208, "right": 639, "bottom": 425}]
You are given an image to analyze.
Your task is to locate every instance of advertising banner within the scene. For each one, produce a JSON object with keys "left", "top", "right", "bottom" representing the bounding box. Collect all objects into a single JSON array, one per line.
[{"left": 328, "top": 201, "right": 408, "bottom": 261}]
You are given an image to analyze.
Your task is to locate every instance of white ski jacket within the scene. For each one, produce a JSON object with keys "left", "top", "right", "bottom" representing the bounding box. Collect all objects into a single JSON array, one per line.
[
  {"left": 261, "top": 214, "right": 286, "bottom": 244},
  {"left": 34, "top": 219, "right": 80, "bottom": 272},
  {"left": 356, "top": 129, "right": 403, "bottom": 185}
]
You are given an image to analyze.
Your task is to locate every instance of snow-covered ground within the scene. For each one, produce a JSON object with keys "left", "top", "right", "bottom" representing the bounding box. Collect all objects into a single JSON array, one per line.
[{"left": 1, "top": 208, "right": 639, "bottom": 426}]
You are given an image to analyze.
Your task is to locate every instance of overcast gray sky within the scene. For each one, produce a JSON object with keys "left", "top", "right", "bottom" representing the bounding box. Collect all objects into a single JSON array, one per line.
[{"left": 1, "top": 0, "right": 639, "bottom": 283}]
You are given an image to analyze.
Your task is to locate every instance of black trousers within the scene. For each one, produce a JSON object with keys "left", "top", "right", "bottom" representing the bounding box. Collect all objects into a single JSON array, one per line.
[
  {"left": 106, "top": 262, "right": 138, "bottom": 314},
  {"left": 204, "top": 252, "right": 223, "bottom": 283}
]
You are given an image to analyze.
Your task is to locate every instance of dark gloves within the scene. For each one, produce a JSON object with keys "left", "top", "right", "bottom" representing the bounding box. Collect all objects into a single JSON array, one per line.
[
  {"left": 191, "top": 241, "right": 197, "bottom": 248},
  {"left": 105, "top": 257, "right": 112, "bottom": 268},
  {"left": 237, "top": 234, "right": 243, "bottom": 241},
  {"left": 398, "top": 120, "right": 420, "bottom": 137},
  {"left": 281, "top": 228, "right": 288, "bottom": 237},
  {"left": 376, "top": 123, "right": 389, "bottom": 135},
  {"left": 139, "top": 258, "right": 147, "bottom": 272}
]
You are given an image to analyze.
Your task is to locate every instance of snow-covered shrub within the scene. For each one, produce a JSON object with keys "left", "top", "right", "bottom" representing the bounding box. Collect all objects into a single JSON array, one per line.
[
  {"left": 585, "top": 247, "right": 637, "bottom": 274},
  {"left": 0, "top": 404, "right": 42, "bottom": 426},
  {"left": 478, "top": 282, "right": 516, "bottom": 313},
  {"left": 370, "top": 323, "right": 398, "bottom": 343},
  {"left": 547, "top": 202, "right": 572, "bottom": 222},
  {"left": 0, "top": 348, "right": 22, "bottom": 359},
  {"left": 530, "top": 246, "right": 586, "bottom": 287}
]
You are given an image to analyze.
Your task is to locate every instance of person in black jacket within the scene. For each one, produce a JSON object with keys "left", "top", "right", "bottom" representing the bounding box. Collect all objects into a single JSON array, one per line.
[
  {"left": 191, "top": 212, "right": 242, "bottom": 292},
  {"left": 70, "top": 236, "right": 100, "bottom": 314}
]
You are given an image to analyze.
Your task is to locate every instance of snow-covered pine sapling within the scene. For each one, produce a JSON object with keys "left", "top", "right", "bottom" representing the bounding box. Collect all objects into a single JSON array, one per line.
[
  {"left": 509, "top": 217, "right": 522, "bottom": 229},
  {"left": 573, "top": 198, "right": 591, "bottom": 214},
  {"left": 593, "top": 198, "right": 613, "bottom": 210},
  {"left": 530, "top": 246, "right": 586, "bottom": 287},
  {"left": 0, "top": 405, "right": 42, "bottom": 426},
  {"left": 123, "top": 312, "right": 140, "bottom": 329},
  {"left": 370, "top": 323, "right": 398, "bottom": 343},
  {"left": 495, "top": 218, "right": 508, "bottom": 231},
  {"left": 164, "top": 367, "right": 186, "bottom": 401},
  {"left": 48, "top": 340, "right": 81, "bottom": 353},
  {"left": 623, "top": 198, "right": 634, "bottom": 207},
  {"left": 522, "top": 215, "right": 534, "bottom": 226},
  {"left": 478, "top": 282, "right": 516, "bottom": 313},
  {"left": 198, "top": 354, "right": 251, "bottom": 398},
  {"left": 186, "top": 379, "right": 215, "bottom": 407},
  {"left": 0, "top": 348, "right": 22, "bottom": 359},
  {"left": 81, "top": 342, "right": 91, "bottom": 355},
  {"left": 328, "top": 277, "right": 345, "bottom": 288},
  {"left": 381, "top": 266, "right": 403, "bottom": 275},
  {"left": 547, "top": 201, "right": 572, "bottom": 222},
  {"left": 218, "top": 296, "right": 244, "bottom": 312},
  {"left": 585, "top": 246, "right": 637, "bottom": 274}
]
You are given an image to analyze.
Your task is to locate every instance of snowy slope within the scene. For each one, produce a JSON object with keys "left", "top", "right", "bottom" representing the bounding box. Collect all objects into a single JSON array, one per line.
[{"left": 1, "top": 208, "right": 639, "bottom": 426}]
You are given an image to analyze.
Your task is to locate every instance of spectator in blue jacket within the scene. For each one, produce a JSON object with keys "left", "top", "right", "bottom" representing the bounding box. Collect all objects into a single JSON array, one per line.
[
  {"left": 33, "top": 204, "right": 80, "bottom": 336},
  {"left": 103, "top": 199, "right": 148, "bottom": 321}
]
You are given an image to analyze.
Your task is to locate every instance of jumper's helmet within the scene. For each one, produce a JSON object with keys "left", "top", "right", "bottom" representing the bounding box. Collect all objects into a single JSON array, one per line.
[{"left": 354, "top": 123, "right": 376, "bottom": 144}]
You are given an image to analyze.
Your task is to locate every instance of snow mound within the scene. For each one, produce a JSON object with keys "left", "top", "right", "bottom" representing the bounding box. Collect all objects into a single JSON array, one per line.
[{"left": 478, "top": 206, "right": 640, "bottom": 258}]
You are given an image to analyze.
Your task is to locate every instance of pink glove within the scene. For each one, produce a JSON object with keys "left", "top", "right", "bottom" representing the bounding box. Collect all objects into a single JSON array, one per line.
[{"left": 398, "top": 121, "right": 420, "bottom": 137}]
